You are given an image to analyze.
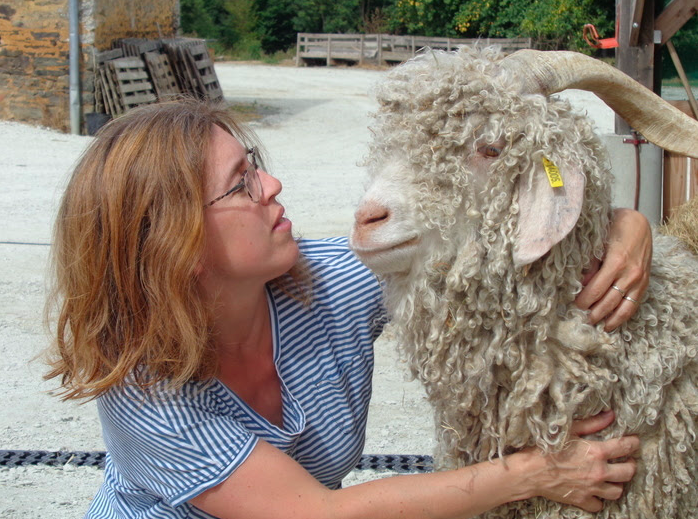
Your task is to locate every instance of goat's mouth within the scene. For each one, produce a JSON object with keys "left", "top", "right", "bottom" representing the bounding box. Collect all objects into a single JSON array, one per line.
[
  {"left": 350, "top": 235, "right": 421, "bottom": 274},
  {"left": 351, "top": 236, "right": 420, "bottom": 256}
]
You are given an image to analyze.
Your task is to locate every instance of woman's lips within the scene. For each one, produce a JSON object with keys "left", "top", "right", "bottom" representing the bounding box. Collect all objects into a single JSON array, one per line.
[{"left": 273, "top": 216, "right": 292, "bottom": 232}]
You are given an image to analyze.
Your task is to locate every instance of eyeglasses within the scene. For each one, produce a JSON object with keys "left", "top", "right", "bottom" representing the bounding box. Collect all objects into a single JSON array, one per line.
[{"left": 204, "top": 147, "right": 263, "bottom": 208}]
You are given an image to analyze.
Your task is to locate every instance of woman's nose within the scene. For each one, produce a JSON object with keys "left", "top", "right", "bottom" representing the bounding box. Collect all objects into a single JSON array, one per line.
[{"left": 258, "top": 169, "right": 282, "bottom": 203}]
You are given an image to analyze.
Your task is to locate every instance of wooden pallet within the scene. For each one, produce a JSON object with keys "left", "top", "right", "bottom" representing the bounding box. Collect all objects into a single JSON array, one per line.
[
  {"left": 93, "top": 38, "right": 223, "bottom": 117},
  {"left": 94, "top": 49, "right": 125, "bottom": 113},
  {"left": 96, "top": 48, "right": 124, "bottom": 66},
  {"left": 143, "top": 51, "right": 180, "bottom": 99},
  {"left": 110, "top": 57, "right": 157, "bottom": 112},
  {"left": 96, "top": 57, "right": 156, "bottom": 116},
  {"left": 96, "top": 65, "right": 119, "bottom": 115},
  {"left": 114, "top": 38, "right": 162, "bottom": 58},
  {"left": 164, "top": 40, "right": 223, "bottom": 102},
  {"left": 182, "top": 42, "right": 224, "bottom": 103}
]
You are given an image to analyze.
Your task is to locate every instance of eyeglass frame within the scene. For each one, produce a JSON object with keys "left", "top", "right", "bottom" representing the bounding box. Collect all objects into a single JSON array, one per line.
[{"left": 204, "top": 146, "right": 262, "bottom": 208}]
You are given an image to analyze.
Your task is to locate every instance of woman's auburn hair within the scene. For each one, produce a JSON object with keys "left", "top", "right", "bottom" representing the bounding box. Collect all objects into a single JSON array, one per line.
[{"left": 45, "top": 99, "right": 309, "bottom": 400}]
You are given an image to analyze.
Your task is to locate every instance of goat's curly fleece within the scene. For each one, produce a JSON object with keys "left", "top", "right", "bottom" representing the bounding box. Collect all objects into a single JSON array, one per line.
[{"left": 367, "top": 46, "right": 698, "bottom": 518}]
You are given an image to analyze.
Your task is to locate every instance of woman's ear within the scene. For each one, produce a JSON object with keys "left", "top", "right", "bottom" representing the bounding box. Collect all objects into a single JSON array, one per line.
[
  {"left": 194, "top": 261, "right": 204, "bottom": 278},
  {"left": 513, "top": 155, "right": 585, "bottom": 267}
]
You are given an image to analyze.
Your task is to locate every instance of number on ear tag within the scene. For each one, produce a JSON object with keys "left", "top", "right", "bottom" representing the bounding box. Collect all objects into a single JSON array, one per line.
[{"left": 542, "top": 157, "right": 564, "bottom": 188}]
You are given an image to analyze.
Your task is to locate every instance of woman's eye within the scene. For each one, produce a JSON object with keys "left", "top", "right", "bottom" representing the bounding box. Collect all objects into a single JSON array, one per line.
[{"left": 478, "top": 145, "right": 502, "bottom": 158}]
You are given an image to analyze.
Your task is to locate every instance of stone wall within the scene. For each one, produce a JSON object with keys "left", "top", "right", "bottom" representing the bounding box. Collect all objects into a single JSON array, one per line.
[
  {"left": 94, "top": 0, "right": 178, "bottom": 50},
  {"left": 0, "top": 0, "right": 72, "bottom": 130},
  {"left": 0, "top": 0, "right": 178, "bottom": 132}
]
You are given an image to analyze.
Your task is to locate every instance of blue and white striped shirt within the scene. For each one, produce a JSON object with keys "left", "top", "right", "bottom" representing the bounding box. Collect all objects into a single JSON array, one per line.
[{"left": 87, "top": 237, "right": 387, "bottom": 518}]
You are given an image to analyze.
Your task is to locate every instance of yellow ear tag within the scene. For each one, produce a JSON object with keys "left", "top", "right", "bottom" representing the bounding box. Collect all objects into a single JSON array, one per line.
[{"left": 542, "top": 157, "right": 564, "bottom": 188}]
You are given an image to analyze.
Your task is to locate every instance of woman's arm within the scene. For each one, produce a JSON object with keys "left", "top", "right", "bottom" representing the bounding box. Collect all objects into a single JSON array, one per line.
[
  {"left": 575, "top": 208, "right": 652, "bottom": 331},
  {"left": 190, "top": 411, "right": 638, "bottom": 519}
]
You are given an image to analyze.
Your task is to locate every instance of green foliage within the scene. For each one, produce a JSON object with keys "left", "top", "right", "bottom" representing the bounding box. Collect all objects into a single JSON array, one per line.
[
  {"left": 450, "top": 0, "right": 613, "bottom": 52},
  {"left": 662, "top": 14, "right": 698, "bottom": 80},
  {"left": 388, "top": 0, "right": 463, "bottom": 37},
  {"left": 180, "top": 0, "right": 255, "bottom": 48},
  {"left": 178, "top": 0, "right": 627, "bottom": 57},
  {"left": 180, "top": 0, "right": 218, "bottom": 39},
  {"left": 384, "top": 0, "right": 613, "bottom": 51},
  {"left": 292, "top": 0, "right": 361, "bottom": 34},
  {"left": 255, "top": 0, "right": 297, "bottom": 54},
  {"left": 519, "top": 0, "right": 612, "bottom": 51}
]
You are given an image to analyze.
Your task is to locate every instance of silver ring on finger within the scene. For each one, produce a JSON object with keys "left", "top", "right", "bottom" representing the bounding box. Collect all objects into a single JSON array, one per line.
[
  {"left": 623, "top": 295, "right": 639, "bottom": 305},
  {"left": 611, "top": 284, "right": 626, "bottom": 296}
]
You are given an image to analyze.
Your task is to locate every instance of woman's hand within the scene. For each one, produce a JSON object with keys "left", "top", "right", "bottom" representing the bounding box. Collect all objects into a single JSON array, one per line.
[
  {"left": 523, "top": 410, "right": 639, "bottom": 513},
  {"left": 575, "top": 208, "right": 652, "bottom": 331}
]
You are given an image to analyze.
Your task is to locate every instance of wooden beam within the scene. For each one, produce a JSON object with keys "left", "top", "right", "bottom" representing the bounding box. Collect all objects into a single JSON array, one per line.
[
  {"left": 656, "top": 0, "right": 698, "bottom": 46},
  {"left": 629, "top": 0, "right": 646, "bottom": 45},
  {"left": 666, "top": 40, "right": 698, "bottom": 118}
]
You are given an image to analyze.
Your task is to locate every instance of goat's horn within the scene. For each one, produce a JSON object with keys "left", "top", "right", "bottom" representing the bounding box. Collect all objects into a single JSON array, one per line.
[{"left": 501, "top": 49, "right": 698, "bottom": 158}]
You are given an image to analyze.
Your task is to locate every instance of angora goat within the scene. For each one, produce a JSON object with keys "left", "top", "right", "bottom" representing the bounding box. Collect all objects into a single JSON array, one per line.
[{"left": 350, "top": 46, "right": 698, "bottom": 519}]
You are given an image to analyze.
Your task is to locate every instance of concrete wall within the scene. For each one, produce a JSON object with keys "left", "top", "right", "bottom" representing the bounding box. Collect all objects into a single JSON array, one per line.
[{"left": 0, "top": 0, "right": 178, "bottom": 132}]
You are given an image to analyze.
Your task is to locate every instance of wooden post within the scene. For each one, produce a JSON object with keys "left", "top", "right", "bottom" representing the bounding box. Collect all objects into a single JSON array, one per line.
[
  {"left": 615, "top": 0, "right": 657, "bottom": 134},
  {"left": 327, "top": 34, "right": 332, "bottom": 66},
  {"left": 447, "top": 38, "right": 451, "bottom": 51},
  {"left": 411, "top": 36, "right": 415, "bottom": 57},
  {"left": 656, "top": 0, "right": 698, "bottom": 46},
  {"left": 296, "top": 33, "right": 301, "bottom": 67},
  {"left": 360, "top": 34, "right": 365, "bottom": 65},
  {"left": 377, "top": 33, "right": 383, "bottom": 65},
  {"left": 663, "top": 100, "right": 698, "bottom": 219},
  {"left": 629, "top": 0, "right": 647, "bottom": 46}
]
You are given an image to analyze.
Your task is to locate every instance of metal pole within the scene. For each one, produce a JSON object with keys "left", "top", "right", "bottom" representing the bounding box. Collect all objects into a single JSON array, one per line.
[{"left": 69, "top": 0, "right": 81, "bottom": 134}]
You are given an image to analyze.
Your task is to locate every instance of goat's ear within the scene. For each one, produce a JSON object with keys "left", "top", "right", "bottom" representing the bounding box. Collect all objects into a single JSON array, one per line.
[{"left": 513, "top": 156, "right": 585, "bottom": 267}]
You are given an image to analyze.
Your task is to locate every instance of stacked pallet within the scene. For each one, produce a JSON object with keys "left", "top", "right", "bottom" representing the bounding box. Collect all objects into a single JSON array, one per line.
[
  {"left": 163, "top": 39, "right": 224, "bottom": 102},
  {"left": 94, "top": 38, "right": 224, "bottom": 118}
]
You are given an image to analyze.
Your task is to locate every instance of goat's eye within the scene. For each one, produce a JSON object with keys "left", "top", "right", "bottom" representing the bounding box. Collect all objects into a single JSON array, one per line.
[{"left": 478, "top": 145, "right": 502, "bottom": 158}]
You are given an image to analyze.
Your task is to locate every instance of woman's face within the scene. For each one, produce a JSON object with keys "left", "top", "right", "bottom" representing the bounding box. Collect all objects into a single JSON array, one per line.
[{"left": 198, "top": 125, "right": 299, "bottom": 288}]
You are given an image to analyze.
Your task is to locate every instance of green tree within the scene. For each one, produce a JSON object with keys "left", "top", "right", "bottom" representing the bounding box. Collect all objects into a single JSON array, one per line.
[
  {"left": 388, "top": 0, "right": 463, "bottom": 36},
  {"left": 448, "top": 0, "right": 613, "bottom": 51},
  {"left": 180, "top": 0, "right": 219, "bottom": 39},
  {"left": 255, "top": 0, "right": 297, "bottom": 53},
  {"left": 255, "top": 0, "right": 377, "bottom": 53},
  {"left": 221, "top": 0, "right": 257, "bottom": 48},
  {"left": 452, "top": 0, "right": 526, "bottom": 37},
  {"left": 291, "top": 0, "right": 361, "bottom": 34},
  {"left": 519, "top": 0, "right": 612, "bottom": 51}
]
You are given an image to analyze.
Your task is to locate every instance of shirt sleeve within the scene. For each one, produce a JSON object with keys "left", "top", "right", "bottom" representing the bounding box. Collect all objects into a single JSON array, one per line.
[{"left": 97, "top": 380, "right": 258, "bottom": 507}]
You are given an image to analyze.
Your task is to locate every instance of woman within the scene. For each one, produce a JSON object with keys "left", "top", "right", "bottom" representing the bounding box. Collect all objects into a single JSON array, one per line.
[{"left": 46, "top": 100, "right": 648, "bottom": 519}]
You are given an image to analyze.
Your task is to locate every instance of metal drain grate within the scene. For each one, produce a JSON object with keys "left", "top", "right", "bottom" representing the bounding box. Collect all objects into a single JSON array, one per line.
[{"left": 0, "top": 450, "right": 433, "bottom": 473}]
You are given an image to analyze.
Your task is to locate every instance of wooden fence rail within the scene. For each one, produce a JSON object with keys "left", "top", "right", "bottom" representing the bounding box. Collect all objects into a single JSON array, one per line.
[{"left": 296, "top": 33, "right": 532, "bottom": 66}]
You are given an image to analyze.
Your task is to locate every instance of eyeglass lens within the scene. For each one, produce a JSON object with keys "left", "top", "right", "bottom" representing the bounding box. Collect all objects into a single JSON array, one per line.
[{"left": 245, "top": 148, "right": 263, "bottom": 202}]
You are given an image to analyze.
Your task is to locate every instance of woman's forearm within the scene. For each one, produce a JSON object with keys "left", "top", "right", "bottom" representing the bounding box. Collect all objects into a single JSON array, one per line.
[
  {"left": 325, "top": 453, "right": 534, "bottom": 519},
  {"left": 192, "top": 414, "right": 638, "bottom": 519}
]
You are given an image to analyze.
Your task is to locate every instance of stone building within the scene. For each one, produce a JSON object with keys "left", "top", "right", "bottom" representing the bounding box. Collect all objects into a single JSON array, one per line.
[{"left": 0, "top": 0, "right": 179, "bottom": 132}]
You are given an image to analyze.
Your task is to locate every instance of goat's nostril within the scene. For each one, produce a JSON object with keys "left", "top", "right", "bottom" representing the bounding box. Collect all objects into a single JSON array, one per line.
[
  {"left": 366, "top": 211, "right": 389, "bottom": 224},
  {"left": 356, "top": 205, "right": 390, "bottom": 226}
]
